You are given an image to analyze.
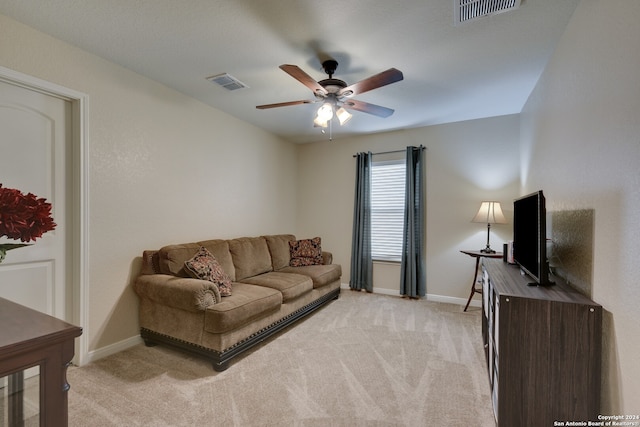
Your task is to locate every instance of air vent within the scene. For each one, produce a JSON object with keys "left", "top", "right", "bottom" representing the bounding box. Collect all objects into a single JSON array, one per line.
[
  {"left": 206, "top": 73, "right": 248, "bottom": 91},
  {"left": 455, "top": 0, "right": 521, "bottom": 25}
]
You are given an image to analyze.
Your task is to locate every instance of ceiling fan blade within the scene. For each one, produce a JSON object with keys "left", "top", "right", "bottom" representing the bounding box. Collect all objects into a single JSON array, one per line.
[
  {"left": 280, "top": 64, "right": 328, "bottom": 96},
  {"left": 343, "top": 99, "right": 395, "bottom": 118},
  {"left": 256, "top": 100, "right": 314, "bottom": 109},
  {"left": 339, "top": 68, "right": 404, "bottom": 97}
]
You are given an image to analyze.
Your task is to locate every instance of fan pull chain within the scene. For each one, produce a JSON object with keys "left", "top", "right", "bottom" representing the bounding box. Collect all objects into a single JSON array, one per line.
[{"left": 329, "top": 118, "right": 333, "bottom": 141}]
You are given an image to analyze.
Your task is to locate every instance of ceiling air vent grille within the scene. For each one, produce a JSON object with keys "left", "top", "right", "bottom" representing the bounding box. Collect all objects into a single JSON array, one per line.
[
  {"left": 206, "top": 73, "right": 248, "bottom": 91},
  {"left": 455, "top": 0, "right": 521, "bottom": 25}
]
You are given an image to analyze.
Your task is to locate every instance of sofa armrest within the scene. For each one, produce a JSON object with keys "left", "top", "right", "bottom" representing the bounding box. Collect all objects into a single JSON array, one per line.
[
  {"left": 322, "top": 251, "right": 333, "bottom": 265},
  {"left": 134, "top": 274, "right": 221, "bottom": 312}
]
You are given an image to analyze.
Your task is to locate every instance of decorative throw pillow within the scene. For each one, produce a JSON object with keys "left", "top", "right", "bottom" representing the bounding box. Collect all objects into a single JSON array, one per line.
[
  {"left": 184, "top": 246, "right": 232, "bottom": 296},
  {"left": 289, "top": 237, "right": 323, "bottom": 267}
]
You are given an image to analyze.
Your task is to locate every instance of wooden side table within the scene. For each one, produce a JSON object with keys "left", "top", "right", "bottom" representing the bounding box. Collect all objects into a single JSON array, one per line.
[
  {"left": 0, "top": 297, "right": 82, "bottom": 426},
  {"left": 460, "top": 250, "right": 503, "bottom": 311}
]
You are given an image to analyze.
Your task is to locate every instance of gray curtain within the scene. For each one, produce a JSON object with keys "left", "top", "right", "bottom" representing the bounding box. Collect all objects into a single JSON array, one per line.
[
  {"left": 400, "top": 146, "right": 426, "bottom": 298},
  {"left": 350, "top": 152, "right": 373, "bottom": 292}
]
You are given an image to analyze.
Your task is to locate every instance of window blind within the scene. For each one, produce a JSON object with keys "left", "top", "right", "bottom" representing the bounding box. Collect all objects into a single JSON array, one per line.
[{"left": 371, "top": 160, "right": 406, "bottom": 262}]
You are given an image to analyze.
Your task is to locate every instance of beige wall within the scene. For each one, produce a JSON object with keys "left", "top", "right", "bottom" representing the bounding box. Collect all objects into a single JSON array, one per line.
[
  {"left": 0, "top": 14, "right": 298, "bottom": 354},
  {"left": 297, "top": 115, "right": 521, "bottom": 301},
  {"left": 520, "top": 0, "right": 640, "bottom": 413}
]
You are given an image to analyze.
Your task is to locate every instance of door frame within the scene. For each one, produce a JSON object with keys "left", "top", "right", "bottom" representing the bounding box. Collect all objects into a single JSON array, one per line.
[{"left": 0, "top": 65, "right": 89, "bottom": 366}]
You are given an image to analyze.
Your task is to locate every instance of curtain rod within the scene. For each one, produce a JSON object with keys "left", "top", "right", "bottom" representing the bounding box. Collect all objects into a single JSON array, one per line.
[{"left": 352, "top": 145, "right": 426, "bottom": 157}]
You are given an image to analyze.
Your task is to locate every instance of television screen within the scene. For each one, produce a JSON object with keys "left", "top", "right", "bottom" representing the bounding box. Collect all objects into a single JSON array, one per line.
[{"left": 513, "top": 191, "right": 551, "bottom": 285}]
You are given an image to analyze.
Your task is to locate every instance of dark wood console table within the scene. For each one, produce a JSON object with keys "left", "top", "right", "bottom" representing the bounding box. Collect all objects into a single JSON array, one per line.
[
  {"left": 0, "top": 297, "right": 82, "bottom": 426},
  {"left": 481, "top": 258, "right": 601, "bottom": 426}
]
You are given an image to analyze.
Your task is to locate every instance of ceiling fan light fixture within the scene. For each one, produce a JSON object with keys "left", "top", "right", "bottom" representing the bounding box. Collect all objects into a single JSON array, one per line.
[
  {"left": 256, "top": 61, "right": 403, "bottom": 138},
  {"left": 316, "top": 102, "right": 334, "bottom": 121},
  {"left": 313, "top": 116, "right": 329, "bottom": 128},
  {"left": 336, "top": 107, "right": 352, "bottom": 125}
]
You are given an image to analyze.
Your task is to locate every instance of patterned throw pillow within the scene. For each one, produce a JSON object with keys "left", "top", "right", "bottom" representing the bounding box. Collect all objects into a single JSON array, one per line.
[
  {"left": 184, "top": 246, "right": 232, "bottom": 296},
  {"left": 289, "top": 237, "right": 323, "bottom": 267}
]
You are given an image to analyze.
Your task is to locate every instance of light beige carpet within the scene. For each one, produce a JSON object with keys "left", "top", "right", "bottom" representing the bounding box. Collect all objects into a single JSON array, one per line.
[{"left": 67, "top": 291, "right": 495, "bottom": 426}]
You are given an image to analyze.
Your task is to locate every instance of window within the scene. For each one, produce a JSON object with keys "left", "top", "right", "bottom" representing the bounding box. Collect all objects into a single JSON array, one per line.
[{"left": 371, "top": 159, "right": 406, "bottom": 261}]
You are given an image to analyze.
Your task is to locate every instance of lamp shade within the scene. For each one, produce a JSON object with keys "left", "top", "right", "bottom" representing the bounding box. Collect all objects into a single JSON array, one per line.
[
  {"left": 336, "top": 107, "right": 352, "bottom": 125},
  {"left": 313, "top": 116, "right": 329, "bottom": 128},
  {"left": 472, "top": 201, "right": 507, "bottom": 224},
  {"left": 316, "top": 103, "right": 333, "bottom": 121}
]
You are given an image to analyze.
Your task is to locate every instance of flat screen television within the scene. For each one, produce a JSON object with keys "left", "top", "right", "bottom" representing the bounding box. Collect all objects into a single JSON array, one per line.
[{"left": 513, "top": 190, "right": 553, "bottom": 286}]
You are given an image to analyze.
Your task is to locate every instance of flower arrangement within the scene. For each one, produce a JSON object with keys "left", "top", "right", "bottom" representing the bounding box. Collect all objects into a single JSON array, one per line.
[{"left": 0, "top": 183, "right": 57, "bottom": 263}]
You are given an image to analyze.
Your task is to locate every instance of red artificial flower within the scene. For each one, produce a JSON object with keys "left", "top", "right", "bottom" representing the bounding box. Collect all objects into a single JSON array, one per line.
[{"left": 0, "top": 184, "right": 57, "bottom": 242}]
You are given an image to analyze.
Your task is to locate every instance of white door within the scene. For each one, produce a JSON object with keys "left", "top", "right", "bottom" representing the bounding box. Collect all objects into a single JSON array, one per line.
[{"left": 0, "top": 80, "right": 71, "bottom": 320}]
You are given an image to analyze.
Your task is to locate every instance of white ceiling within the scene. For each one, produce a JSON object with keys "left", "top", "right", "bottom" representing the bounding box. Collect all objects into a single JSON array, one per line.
[{"left": 0, "top": 0, "right": 580, "bottom": 143}]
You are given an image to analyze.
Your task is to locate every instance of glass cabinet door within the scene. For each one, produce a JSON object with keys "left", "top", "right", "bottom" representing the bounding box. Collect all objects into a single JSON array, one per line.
[{"left": 1, "top": 366, "right": 40, "bottom": 426}]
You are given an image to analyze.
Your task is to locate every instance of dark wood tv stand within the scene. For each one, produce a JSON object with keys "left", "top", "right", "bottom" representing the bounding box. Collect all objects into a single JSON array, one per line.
[{"left": 481, "top": 258, "right": 602, "bottom": 426}]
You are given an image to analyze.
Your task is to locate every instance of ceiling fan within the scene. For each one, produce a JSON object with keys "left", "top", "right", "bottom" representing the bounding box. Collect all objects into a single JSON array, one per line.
[{"left": 256, "top": 60, "right": 404, "bottom": 130}]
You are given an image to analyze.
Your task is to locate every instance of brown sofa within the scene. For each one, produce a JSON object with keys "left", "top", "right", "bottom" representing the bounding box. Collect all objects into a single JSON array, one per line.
[{"left": 133, "top": 234, "right": 341, "bottom": 371}]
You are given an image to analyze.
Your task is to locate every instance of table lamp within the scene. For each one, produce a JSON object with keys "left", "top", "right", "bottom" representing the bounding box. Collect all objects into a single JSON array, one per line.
[{"left": 472, "top": 201, "right": 507, "bottom": 253}]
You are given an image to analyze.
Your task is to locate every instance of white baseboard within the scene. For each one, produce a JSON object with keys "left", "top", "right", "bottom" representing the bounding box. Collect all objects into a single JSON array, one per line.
[
  {"left": 427, "top": 293, "right": 480, "bottom": 307},
  {"left": 339, "top": 283, "right": 480, "bottom": 307},
  {"left": 82, "top": 335, "right": 143, "bottom": 366}
]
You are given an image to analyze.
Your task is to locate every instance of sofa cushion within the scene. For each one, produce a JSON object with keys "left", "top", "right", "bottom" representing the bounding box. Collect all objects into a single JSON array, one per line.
[
  {"left": 158, "top": 243, "right": 202, "bottom": 277},
  {"left": 228, "top": 237, "right": 273, "bottom": 281},
  {"left": 141, "top": 250, "right": 161, "bottom": 275},
  {"left": 240, "top": 272, "right": 312, "bottom": 302},
  {"left": 197, "top": 239, "right": 236, "bottom": 281},
  {"left": 289, "top": 237, "right": 323, "bottom": 267},
  {"left": 184, "top": 247, "right": 233, "bottom": 297},
  {"left": 263, "top": 234, "right": 296, "bottom": 270},
  {"left": 280, "top": 264, "right": 342, "bottom": 289},
  {"left": 204, "top": 282, "right": 282, "bottom": 334}
]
